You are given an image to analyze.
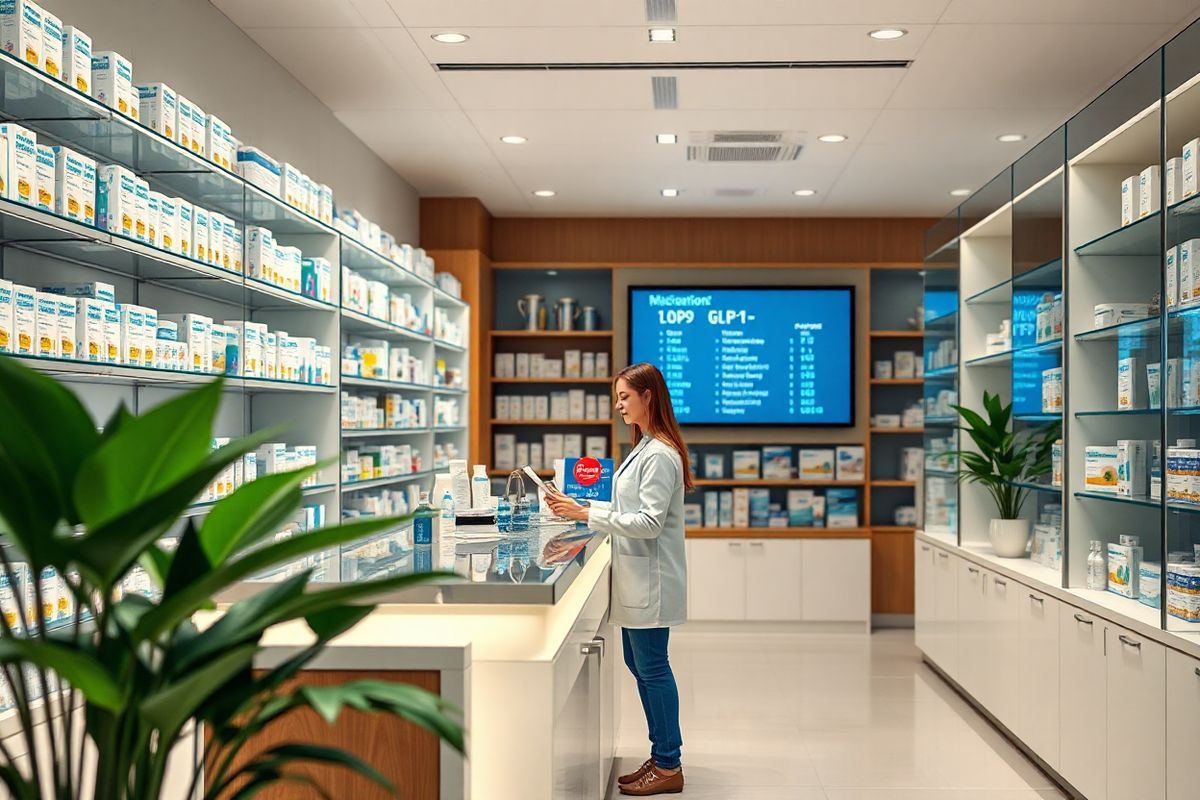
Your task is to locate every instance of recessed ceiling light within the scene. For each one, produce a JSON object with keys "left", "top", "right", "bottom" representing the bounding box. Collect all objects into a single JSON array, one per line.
[
  {"left": 500, "top": 135, "right": 527, "bottom": 145},
  {"left": 996, "top": 133, "right": 1026, "bottom": 143},
  {"left": 649, "top": 28, "right": 677, "bottom": 43},
  {"left": 656, "top": 133, "right": 677, "bottom": 144},
  {"left": 793, "top": 189, "right": 817, "bottom": 197},
  {"left": 949, "top": 188, "right": 971, "bottom": 197},
  {"left": 431, "top": 32, "right": 469, "bottom": 44},
  {"left": 661, "top": 188, "right": 679, "bottom": 197},
  {"left": 818, "top": 134, "right": 848, "bottom": 143},
  {"left": 547, "top": 270, "right": 558, "bottom": 276},
  {"left": 869, "top": 28, "right": 908, "bottom": 40},
  {"left": 532, "top": 189, "right": 556, "bottom": 198}
]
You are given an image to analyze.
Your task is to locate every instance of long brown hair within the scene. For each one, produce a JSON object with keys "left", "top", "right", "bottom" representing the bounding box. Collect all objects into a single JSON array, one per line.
[{"left": 615, "top": 362, "right": 694, "bottom": 491}]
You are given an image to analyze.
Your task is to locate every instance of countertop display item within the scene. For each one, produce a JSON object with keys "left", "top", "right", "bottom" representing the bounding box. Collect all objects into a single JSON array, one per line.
[
  {"left": 517, "top": 293, "right": 546, "bottom": 331},
  {"left": 953, "top": 391, "right": 1061, "bottom": 557},
  {"left": 0, "top": 357, "right": 462, "bottom": 799}
]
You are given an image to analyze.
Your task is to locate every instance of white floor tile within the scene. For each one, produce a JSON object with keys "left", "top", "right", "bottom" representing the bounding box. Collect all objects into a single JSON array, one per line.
[{"left": 610, "top": 629, "right": 1067, "bottom": 798}]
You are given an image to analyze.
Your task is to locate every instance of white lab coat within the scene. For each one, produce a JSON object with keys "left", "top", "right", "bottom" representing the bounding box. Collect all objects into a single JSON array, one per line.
[{"left": 587, "top": 436, "right": 688, "bottom": 628}]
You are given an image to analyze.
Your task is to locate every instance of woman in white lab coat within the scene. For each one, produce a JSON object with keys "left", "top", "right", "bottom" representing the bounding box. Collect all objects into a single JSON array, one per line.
[{"left": 546, "top": 362, "right": 691, "bottom": 797}]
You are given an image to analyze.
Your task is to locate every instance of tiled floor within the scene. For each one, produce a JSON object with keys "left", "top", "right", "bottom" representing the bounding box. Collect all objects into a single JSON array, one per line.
[{"left": 609, "top": 628, "right": 1068, "bottom": 800}]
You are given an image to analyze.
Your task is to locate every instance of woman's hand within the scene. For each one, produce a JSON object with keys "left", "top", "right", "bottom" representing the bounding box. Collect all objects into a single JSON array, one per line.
[{"left": 545, "top": 490, "right": 589, "bottom": 522}]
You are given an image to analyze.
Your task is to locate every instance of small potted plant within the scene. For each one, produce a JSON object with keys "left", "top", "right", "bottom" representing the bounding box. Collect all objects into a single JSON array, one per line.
[{"left": 953, "top": 391, "right": 1061, "bottom": 558}]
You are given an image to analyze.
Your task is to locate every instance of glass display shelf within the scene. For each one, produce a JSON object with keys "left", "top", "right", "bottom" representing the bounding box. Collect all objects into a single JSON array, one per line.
[
  {"left": 965, "top": 350, "right": 1012, "bottom": 367},
  {"left": 1074, "top": 491, "right": 1200, "bottom": 515},
  {"left": 340, "top": 237, "right": 431, "bottom": 291},
  {"left": 434, "top": 425, "right": 467, "bottom": 432},
  {"left": 925, "top": 366, "right": 959, "bottom": 378},
  {"left": 1167, "top": 192, "right": 1200, "bottom": 245},
  {"left": 434, "top": 288, "right": 469, "bottom": 309},
  {"left": 1018, "top": 338, "right": 1063, "bottom": 356},
  {"left": 434, "top": 339, "right": 467, "bottom": 352},
  {"left": 1012, "top": 257, "right": 1063, "bottom": 289},
  {"left": 1170, "top": 405, "right": 1200, "bottom": 415},
  {"left": 1006, "top": 479, "right": 1061, "bottom": 494},
  {"left": 1074, "top": 213, "right": 1161, "bottom": 257},
  {"left": 4, "top": 353, "right": 334, "bottom": 394},
  {"left": 926, "top": 468, "right": 959, "bottom": 478},
  {"left": 1074, "top": 315, "right": 1160, "bottom": 342},
  {"left": 924, "top": 309, "right": 959, "bottom": 330},
  {"left": 340, "top": 375, "right": 437, "bottom": 392},
  {"left": 182, "top": 483, "right": 336, "bottom": 518},
  {"left": 964, "top": 278, "right": 1012, "bottom": 306},
  {"left": 341, "top": 427, "right": 433, "bottom": 438},
  {"left": 925, "top": 416, "right": 958, "bottom": 425},
  {"left": 432, "top": 386, "right": 468, "bottom": 395},
  {"left": 341, "top": 470, "right": 436, "bottom": 493},
  {"left": 1014, "top": 413, "right": 1062, "bottom": 422},
  {"left": 1074, "top": 408, "right": 1161, "bottom": 417},
  {"left": 340, "top": 308, "right": 430, "bottom": 342}
]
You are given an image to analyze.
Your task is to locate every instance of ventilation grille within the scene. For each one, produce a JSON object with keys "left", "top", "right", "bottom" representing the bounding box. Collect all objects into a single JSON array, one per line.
[
  {"left": 688, "top": 145, "right": 800, "bottom": 162},
  {"left": 687, "top": 131, "right": 804, "bottom": 162},
  {"left": 436, "top": 60, "right": 911, "bottom": 72},
  {"left": 651, "top": 76, "right": 677, "bottom": 109},
  {"left": 645, "top": 0, "right": 676, "bottom": 21},
  {"left": 711, "top": 131, "right": 782, "bottom": 144},
  {"left": 713, "top": 188, "right": 761, "bottom": 197}
]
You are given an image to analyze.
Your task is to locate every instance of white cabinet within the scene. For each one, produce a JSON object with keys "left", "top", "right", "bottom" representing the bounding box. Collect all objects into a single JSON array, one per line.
[
  {"left": 957, "top": 561, "right": 988, "bottom": 702},
  {"left": 984, "top": 572, "right": 1020, "bottom": 733},
  {"left": 1105, "top": 625, "right": 1165, "bottom": 800},
  {"left": 688, "top": 539, "right": 746, "bottom": 621},
  {"left": 931, "top": 547, "right": 959, "bottom": 679},
  {"left": 800, "top": 539, "right": 870, "bottom": 622},
  {"left": 1017, "top": 586, "right": 1060, "bottom": 771},
  {"left": 914, "top": 540, "right": 936, "bottom": 655},
  {"left": 1059, "top": 605, "right": 1108, "bottom": 800},
  {"left": 745, "top": 540, "right": 803, "bottom": 620},
  {"left": 1166, "top": 649, "right": 1200, "bottom": 800}
]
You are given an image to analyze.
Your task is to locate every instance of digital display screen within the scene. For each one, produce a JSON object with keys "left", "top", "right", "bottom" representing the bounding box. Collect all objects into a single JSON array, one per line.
[{"left": 628, "top": 286, "right": 855, "bottom": 426}]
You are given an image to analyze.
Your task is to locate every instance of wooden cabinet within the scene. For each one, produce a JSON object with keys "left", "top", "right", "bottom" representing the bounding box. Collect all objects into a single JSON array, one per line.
[
  {"left": 914, "top": 539, "right": 936, "bottom": 655},
  {"left": 744, "top": 540, "right": 803, "bottom": 621},
  {"left": 1017, "top": 586, "right": 1060, "bottom": 771},
  {"left": 1105, "top": 625, "right": 1165, "bottom": 800},
  {"left": 1059, "top": 605, "right": 1108, "bottom": 800},
  {"left": 1166, "top": 648, "right": 1200, "bottom": 800}
]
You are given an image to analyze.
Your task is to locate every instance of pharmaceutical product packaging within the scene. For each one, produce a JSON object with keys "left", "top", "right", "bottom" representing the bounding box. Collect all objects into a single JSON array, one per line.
[
  {"left": 1121, "top": 175, "right": 1138, "bottom": 226},
  {"left": 231, "top": 226, "right": 243, "bottom": 274},
  {"left": 1186, "top": 138, "right": 1200, "bottom": 198},
  {"left": 246, "top": 226, "right": 275, "bottom": 283},
  {"left": 1118, "top": 356, "right": 1146, "bottom": 410},
  {"left": 1107, "top": 540, "right": 1141, "bottom": 599},
  {"left": 1, "top": 122, "right": 36, "bottom": 205},
  {"left": 1148, "top": 362, "right": 1162, "bottom": 408},
  {"left": 1167, "top": 562, "right": 1200, "bottom": 621},
  {"left": 800, "top": 448, "right": 835, "bottom": 480},
  {"left": 1139, "top": 562, "right": 1161, "bottom": 609},
  {"left": 318, "top": 184, "right": 333, "bottom": 224},
  {"left": 1052, "top": 439, "right": 1064, "bottom": 487},
  {"left": 96, "top": 164, "right": 135, "bottom": 238},
  {"left": 280, "top": 163, "right": 303, "bottom": 209},
  {"left": 1042, "top": 367, "right": 1064, "bottom": 413},
  {"left": 0, "top": 279, "right": 11, "bottom": 353},
  {"left": 236, "top": 146, "right": 281, "bottom": 195},
  {"left": 221, "top": 216, "right": 236, "bottom": 272},
  {"left": 38, "top": 6, "right": 59, "bottom": 80},
  {"left": 1116, "top": 439, "right": 1147, "bottom": 497},
  {"left": 52, "top": 146, "right": 95, "bottom": 224},
  {"left": 1166, "top": 447, "right": 1200, "bottom": 505},
  {"left": 133, "top": 177, "right": 149, "bottom": 243},
  {"left": 54, "top": 295, "right": 74, "bottom": 359},
  {"left": 1167, "top": 246, "right": 1179, "bottom": 308},
  {"left": 1094, "top": 303, "right": 1151, "bottom": 327},
  {"left": 277, "top": 245, "right": 302, "bottom": 293},
  {"left": 145, "top": 191, "right": 159, "bottom": 249},
  {"left": 1, "top": 0, "right": 42, "bottom": 69},
  {"left": 161, "top": 313, "right": 211, "bottom": 373},
  {"left": 300, "top": 174, "right": 315, "bottom": 217},
  {"left": 175, "top": 94, "right": 195, "bottom": 152},
  {"left": 33, "top": 291, "right": 57, "bottom": 357},
  {"left": 205, "top": 114, "right": 233, "bottom": 170},
  {"left": 33, "top": 142, "right": 52, "bottom": 212},
  {"left": 1167, "top": 157, "right": 1184, "bottom": 206},
  {"left": 13, "top": 284, "right": 33, "bottom": 355},
  {"left": 748, "top": 488, "right": 770, "bottom": 528},
  {"left": 1085, "top": 445, "right": 1120, "bottom": 494},
  {"left": 208, "top": 211, "right": 225, "bottom": 268},
  {"left": 75, "top": 297, "right": 103, "bottom": 362},
  {"left": 91, "top": 51, "right": 133, "bottom": 117},
  {"left": 188, "top": 101, "right": 205, "bottom": 155},
  {"left": 826, "top": 488, "right": 859, "bottom": 528},
  {"left": 137, "top": 83, "right": 176, "bottom": 140},
  {"left": 116, "top": 304, "right": 146, "bottom": 366},
  {"left": 1139, "top": 164, "right": 1160, "bottom": 218},
  {"left": 101, "top": 302, "right": 118, "bottom": 363},
  {"left": 836, "top": 446, "right": 866, "bottom": 481},
  {"left": 1167, "top": 358, "right": 1183, "bottom": 407},
  {"left": 61, "top": 25, "right": 89, "bottom": 93},
  {"left": 192, "top": 206, "right": 209, "bottom": 262},
  {"left": 732, "top": 450, "right": 760, "bottom": 479},
  {"left": 1183, "top": 239, "right": 1199, "bottom": 306}
]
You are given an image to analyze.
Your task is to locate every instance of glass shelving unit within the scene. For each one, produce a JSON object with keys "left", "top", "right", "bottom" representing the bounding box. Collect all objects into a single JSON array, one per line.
[{"left": 922, "top": 211, "right": 961, "bottom": 539}]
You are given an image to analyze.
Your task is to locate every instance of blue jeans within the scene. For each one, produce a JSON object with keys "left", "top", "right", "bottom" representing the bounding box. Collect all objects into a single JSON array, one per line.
[{"left": 622, "top": 627, "right": 683, "bottom": 770}]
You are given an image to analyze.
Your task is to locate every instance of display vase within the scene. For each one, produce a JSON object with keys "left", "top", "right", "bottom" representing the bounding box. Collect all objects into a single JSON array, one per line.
[{"left": 989, "top": 518, "right": 1032, "bottom": 558}]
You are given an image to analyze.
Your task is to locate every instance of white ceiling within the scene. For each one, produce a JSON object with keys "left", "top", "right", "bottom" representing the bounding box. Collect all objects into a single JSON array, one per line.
[{"left": 212, "top": 0, "right": 1200, "bottom": 217}]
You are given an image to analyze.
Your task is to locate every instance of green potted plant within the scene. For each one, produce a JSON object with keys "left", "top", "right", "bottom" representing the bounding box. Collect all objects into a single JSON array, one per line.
[
  {"left": 953, "top": 391, "right": 1061, "bottom": 557},
  {"left": 0, "top": 358, "right": 463, "bottom": 798}
]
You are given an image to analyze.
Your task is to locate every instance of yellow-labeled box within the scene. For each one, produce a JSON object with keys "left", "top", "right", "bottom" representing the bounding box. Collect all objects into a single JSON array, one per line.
[
  {"left": 52, "top": 145, "right": 96, "bottom": 225},
  {"left": 75, "top": 297, "right": 103, "bottom": 363},
  {"left": 91, "top": 51, "right": 133, "bottom": 117},
  {"left": 34, "top": 143, "right": 53, "bottom": 212},
  {"left": 96, "top": 163, "right": 136, "bottom": 238},
  {"left": 33, "top": 290, "right": 58, "bottom": 357},
  {"left": 39, "top": 6, "right": 59, "bottom": 80},
  {"left": 54, "top": 295, "right": 75, "bottom": 359},
  {"left": 61, "top": 25, "right": 90, "bottom": 93},
  {"left": 0, "top": 279, "right": 12, "bottom": 353},
  {"left": 1, "top": 122, "right": 37, "bottom": 206},
  {"left": 13, "top": 284, "right": 34, "bottom": 355},
  {"left": 1, "top": 0, "right": 42, "bottom": 69}
]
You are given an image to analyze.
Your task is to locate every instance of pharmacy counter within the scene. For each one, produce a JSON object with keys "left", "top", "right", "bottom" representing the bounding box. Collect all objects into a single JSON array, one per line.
[{"left": 229, "top": 529, "right": 618, "bottom": 800}]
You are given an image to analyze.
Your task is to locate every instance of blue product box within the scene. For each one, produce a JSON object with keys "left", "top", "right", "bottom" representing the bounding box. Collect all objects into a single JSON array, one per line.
[{"left": 563, "top": 457, "right": 614, "bottom": 502}]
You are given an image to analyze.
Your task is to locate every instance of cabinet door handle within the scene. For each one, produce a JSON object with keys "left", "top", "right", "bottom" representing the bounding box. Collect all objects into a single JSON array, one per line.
[
  {"left": 920, "top": 545, "right": 931, "bottom": 552},
  {"left": 729, "top": 542, "right": 743, "bottom": 550},
  {"left": 937, "top": 552, "right": 949, "bottom": 559},
  {"left": 967, "top": 566, "right": 980, "bottom": 575},
  {"left": 750, "top": 542, "right": 765, "bottom": 548},
  {"left": 1118, "top": 634, "right": 1141, "bottom": 650},
  {"left": 1073, "top": 613, "right": 1094, "bottom": 626},
  {"left": 580, "top": 637, "right": 605, "bottom": 657},
  {"left": 1194, "top": 667, "right": 1200, "bottom": 678},
  {"left": 1028, "top": 594, "right": 1044, "bottom": 604},
  {"left": 993, "top": 578, "right": 1007, "bottom": 587}
]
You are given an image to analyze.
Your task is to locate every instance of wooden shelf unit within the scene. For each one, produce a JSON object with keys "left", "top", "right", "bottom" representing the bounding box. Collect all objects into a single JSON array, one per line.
[
  {"left": 869, "top": 330, "right": 925, "bottom": 339},
  {"left": 489, "top": 330, "right": 613, "bottom": 338},
  {"left": 692, "top": 478, "right": 865, "bottom": 487}
]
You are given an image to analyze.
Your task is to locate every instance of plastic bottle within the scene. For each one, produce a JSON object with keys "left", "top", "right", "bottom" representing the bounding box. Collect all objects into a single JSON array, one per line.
[
  {"left": 512, "top": 496, "right": 530, "bottom": 532},
  {"left": 471, "top": 465, "right": 491, "bottom": 510},
  {"left": 497, "top": 495, "right": 512, "bottom": 533},
  {"left": 1087, "top": 540, "right": 1106, "bottom": 591},
  {"left": 413, "top": 492, "right": 434, "bottom": 572}
]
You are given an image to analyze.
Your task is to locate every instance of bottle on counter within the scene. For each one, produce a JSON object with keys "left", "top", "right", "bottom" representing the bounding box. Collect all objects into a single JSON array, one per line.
[
  {"left": 513, "top": 496, "right": 530, "bottom": 532},
  {"left": 1087, "top": 540, "right": 1106, "bottom": 591},
  {"left": 439, "top": 489, "right": 457, "bottom": 570},
  {"left": 413, "top": 491, "right": 434, "bottom": 572},
  {"left": 471, "top": 465, "right": 491, "bottom": 509},
  {"left": 497, "top": 495, "right": 512, "bottom": 533}
]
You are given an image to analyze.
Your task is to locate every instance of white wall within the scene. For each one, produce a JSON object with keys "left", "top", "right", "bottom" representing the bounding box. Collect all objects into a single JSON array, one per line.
[{"left": 39, "top": 0, "right": 419, "bottom": 240}]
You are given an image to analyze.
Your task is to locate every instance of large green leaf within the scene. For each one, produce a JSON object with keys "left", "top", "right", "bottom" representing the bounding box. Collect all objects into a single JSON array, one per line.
[
  {"left": 0, "top": 638, "right": 123, "bottom": 711},
  {"left": 0, "top": 357, "right": 100, "bottom": 558},
  {"left": 299, "top": 680, "right": 464, "bottom": 753},
  {"left": 140, "top": 643, "right": 258, "bottom": 735},
  {"left": 228, "top": 744, "right": 394, "bottom": 796}
]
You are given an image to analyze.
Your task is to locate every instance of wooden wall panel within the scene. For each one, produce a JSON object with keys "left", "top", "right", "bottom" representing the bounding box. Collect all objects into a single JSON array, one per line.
[
  {"left": 489, "top": 217, "right": 935, "bottom": 265},
  {"left": 871, "top": 530, "right": 916, "bottom": 615},
  {"left": 420, "top": 198, "right": 492, "bottom": 251},
  {"left": 210, "top": 670, "right": 441, "bottom": 800}
]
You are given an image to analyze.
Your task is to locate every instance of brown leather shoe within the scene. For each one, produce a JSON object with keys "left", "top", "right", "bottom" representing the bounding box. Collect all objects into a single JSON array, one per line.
[
  {"left": 619, "top": 765, "right": 684, "bottom": 796},
  {"left": 618, "top": 758, "right": 654, "bottom": 785}
]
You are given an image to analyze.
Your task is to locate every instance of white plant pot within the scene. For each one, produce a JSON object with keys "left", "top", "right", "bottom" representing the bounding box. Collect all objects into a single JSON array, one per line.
[{"left": 989, "top": 518, "right": 1032, "bottom": 558}]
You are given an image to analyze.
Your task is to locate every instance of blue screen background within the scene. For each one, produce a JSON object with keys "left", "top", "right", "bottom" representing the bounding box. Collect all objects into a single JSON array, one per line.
[{"left": 629, "top": 287, "right": 854, "bottom": 425}]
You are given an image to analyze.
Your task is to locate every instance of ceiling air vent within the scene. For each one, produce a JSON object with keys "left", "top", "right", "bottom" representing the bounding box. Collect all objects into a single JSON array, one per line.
[
  {"left": 651, "top": 76, "right": 678, "bottom": 109},
  {"left": 686, "top": 131, "right": 804, "bottom": 162},
  {"left": 713, "top": 188, "right": 762, "bottom": 197},
  {"left": 645, "top": 0, "right": 676, "bottom": 22}
]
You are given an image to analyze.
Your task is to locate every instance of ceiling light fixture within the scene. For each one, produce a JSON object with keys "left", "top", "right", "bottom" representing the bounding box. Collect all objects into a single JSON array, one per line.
[
  {"left": 661, "top": 188, "right": 679, "bottom": 197},
  {"left": 656, "top": 133, "right": 677, "bottom": 144},
  {"left": 996, "top": 133, "right": 1026, "bottom": 143},
  {"left": 500, "top": 135, "right": 527, "bottom": 144},
  {"left": 532, "top": 189, "right": 556, "bottom": 197},
  {"left": 649, "top": 28, "right": 677, "bottom": 43},
  {"left": 547, "top": 270, "right": 559, "bottom": 276},
  {"left": 793, "top": 189, "right": 817, "bottom": 197},
  {"left": 868, "top": 28, "right": 908, "bottom": 40},
  {"left": 431, "top": 32, "right": 469, "bottom": 44},
  {"left": 949, "top": 188, "right": 971, "bottom": 197},
  {"left": 818, "top": 134, "right": 847, "bottom": 143}
]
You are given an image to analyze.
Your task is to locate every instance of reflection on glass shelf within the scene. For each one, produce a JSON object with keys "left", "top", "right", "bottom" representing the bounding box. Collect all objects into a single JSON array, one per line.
[
  {"left": 1074, "top": 315, "right": 1160, "bottom": 342},
  {"left": 924, "top": 310, "right": 958, "bottom": 330},
  {"left": 340, "top": 375, "right": 436, "bottom": 392},
  {"left": 1074, "top": 213, "right": 1160, "bottom": 257},
  {"left": 341, "top": 427, "right": 432, "bottom": 437},
  {"left": 1074, "top": 491, "right": 1200, "bottom": 514},
  {"left": 1170, "top": 405, "right": 1200, "bottom": 415},
  {"left": 925, "top": 366, "right": 958, "bottom": 378},
  {"left": 434, "top": 339, "right": 467, "bottom": 352},
  {"left": 926, "top": 468, "right": 958, "bottom": 478},
  {"left": 1075, "top": 408, "right": 1160, "bottom": 417},
  {"left": 340, "top": 237, "right": 431, "bottom": 290},
  {"left": 340, "top": 308, "right": 429, "bottom": 342},
  {"left": 183, "top": 483, "right": 336, "bottom": 517},
  {"left": 1014, "top": 413, "right": 1062, "bottom": 422},
  {"left": 1012, "top": 257, "right": 1063, "bottom": 288},
  {"left": 926, "top": 416, "right": 958, "bottom": 425},
  {"left": 1018, "top": 338, "right": 1063, "bottom": 355},
  {"left": 965, "top": 279, "right": 1013, "bottom": 306},
  {"left": 966, "top": 350, "right": 1012, "bottom": 366},
  {"left": 5, "top": 353, "right": 334, "bottom": 393},
  {"left": 433, "top": 386, "right": 468, "bottom": 395}
]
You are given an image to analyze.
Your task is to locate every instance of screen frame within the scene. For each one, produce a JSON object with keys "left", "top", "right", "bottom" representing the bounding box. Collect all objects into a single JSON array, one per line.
[{"left": 626, "top": 284, "right": 857, "bottom": 428}]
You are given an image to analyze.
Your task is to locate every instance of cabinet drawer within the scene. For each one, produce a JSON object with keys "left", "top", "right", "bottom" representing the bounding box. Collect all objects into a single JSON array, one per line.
[
  {"left": 914, "top": 540, "right": 936, "bottom": 655},
  {"left": 1106, "top": 625, "right": 1165, "bottom": 800}
]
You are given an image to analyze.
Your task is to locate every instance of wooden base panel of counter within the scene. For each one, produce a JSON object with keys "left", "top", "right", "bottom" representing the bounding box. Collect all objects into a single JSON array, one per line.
[{"left": 207, "top": 670, "right": 441, "bottom": 800}]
